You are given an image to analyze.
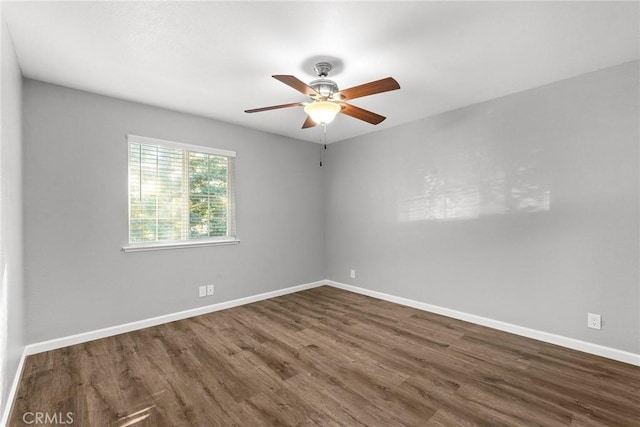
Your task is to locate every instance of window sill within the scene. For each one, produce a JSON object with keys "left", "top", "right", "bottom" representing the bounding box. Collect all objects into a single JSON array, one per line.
[{"left": 122, "top": 239, "right": 240, "bottom": 253}]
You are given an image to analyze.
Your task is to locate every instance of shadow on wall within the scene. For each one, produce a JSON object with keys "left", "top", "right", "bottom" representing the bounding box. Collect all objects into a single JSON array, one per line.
[
  {"left": 0, "top": 265, "right": 8, "bottom": 407},
  {"left": 398, "top": 147, "right": 550, "bottom": 222}
]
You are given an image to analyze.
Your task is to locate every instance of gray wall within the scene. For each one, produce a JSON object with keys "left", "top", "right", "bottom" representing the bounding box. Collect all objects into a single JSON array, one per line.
[
  {"left": 0, "top": 17, "right": 24, "bottom": 418},
  {"left": 325, "top": 62, "right": 640, "bottom": 354},
  {"left": 20, "top": 61, "right": 640, "bottom": 356},
  {"left": 23, "top": 80, "right": 325, "bottom": 343}
]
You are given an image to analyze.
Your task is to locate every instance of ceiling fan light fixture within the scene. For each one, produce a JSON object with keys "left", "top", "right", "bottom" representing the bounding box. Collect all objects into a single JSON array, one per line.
[
  {"left": 304, "top": 101, "right": 341, "bottom": 124},
  {"left": 245, "top": 63, "right": 400, "bottom": 129}
]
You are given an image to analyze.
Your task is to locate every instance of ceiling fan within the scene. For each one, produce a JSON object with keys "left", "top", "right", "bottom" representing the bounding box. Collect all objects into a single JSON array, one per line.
[{"left": 245, "top": 62, "right": 400, "bottom": 129}]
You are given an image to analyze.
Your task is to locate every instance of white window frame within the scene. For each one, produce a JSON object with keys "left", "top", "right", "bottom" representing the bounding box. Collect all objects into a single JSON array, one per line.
[{"left": 122, "top": 134, "right": 239, "bottom": 252}]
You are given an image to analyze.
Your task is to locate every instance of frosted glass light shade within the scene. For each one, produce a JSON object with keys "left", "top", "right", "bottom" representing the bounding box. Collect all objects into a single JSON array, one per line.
[{"left": 304, "top": 101, "right": 341, "bottom": 124}]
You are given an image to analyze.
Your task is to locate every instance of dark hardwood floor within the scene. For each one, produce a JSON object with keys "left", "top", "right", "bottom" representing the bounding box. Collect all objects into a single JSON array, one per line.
[{"left": 9, "top": 286, "right": 640, "bottom": 426}]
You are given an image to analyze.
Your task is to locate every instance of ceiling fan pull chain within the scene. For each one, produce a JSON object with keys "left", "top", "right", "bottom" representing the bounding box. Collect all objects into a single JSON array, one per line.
[{"left": 319, "top": 123, "right": 327, "bottom": 167}]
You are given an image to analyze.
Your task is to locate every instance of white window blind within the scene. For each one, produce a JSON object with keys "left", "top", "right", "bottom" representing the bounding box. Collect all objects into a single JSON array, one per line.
[{"left": 127, "top": 135, "right": 236, "bottom": 249}]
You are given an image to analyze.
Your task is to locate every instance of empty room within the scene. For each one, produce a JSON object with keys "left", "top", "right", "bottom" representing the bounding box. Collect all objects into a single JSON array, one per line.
[{"left": 1, "top": 1, "right": 639, "bottom": 425}]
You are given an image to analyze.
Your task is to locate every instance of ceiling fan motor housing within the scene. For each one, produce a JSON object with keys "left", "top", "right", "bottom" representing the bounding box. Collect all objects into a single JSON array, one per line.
[
  {"left": 310, "top": 78, "right": 339, "bottom": 99},
  {"left": 310, "top": 62, "right": 339, "bottom": 99}
]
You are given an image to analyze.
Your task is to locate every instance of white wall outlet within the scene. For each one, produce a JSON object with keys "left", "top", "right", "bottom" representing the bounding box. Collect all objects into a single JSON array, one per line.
[
  {"left": 199, "top": 285, "right": 206, "bottom": 298},
  {"left": 350, "top": 269, "right": 356, "bottom": 279},
  {"left": 588, "top": 313, "right": 601, "bottom": 330},
  {"left": 207, "top": 284, "right": 215, "bottom": 296}
]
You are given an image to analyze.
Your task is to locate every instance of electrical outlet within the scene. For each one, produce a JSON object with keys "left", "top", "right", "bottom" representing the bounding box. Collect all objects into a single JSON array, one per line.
[
  {"left": 350, "top": 269, "right": 356, "bottom": 279},
  {"left": 207, "top": 284, "right": 215, "bottom": 296},
  {"left": 199, "top": 285, "right": 207, "bottom": 298},
  {"left": 588, "top": 313, "right": 601, "bottom": 330}
]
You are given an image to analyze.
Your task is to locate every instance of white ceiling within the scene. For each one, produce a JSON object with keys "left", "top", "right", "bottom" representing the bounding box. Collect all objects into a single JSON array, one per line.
[{"left": 3, "top": 1, "right": 639, "bottom": 143}]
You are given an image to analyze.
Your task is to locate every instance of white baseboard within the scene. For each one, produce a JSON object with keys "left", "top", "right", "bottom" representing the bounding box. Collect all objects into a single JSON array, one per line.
[
  {"left": 22, "top": 278, "right": 640, "bottom": 368},
  {"left": 326, "top": 280, "right": 640, "bottom": 367},
  {"left": 26, "top": 280, "right": 326, "bottom": 356},
  {"left": 1, "top": 347, "right": 27, "bottom": 427}
]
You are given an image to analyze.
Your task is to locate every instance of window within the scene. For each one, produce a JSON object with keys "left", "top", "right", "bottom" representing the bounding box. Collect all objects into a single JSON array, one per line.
[{"left": 124, "top": 135, "right": 237, "bottom": 251}]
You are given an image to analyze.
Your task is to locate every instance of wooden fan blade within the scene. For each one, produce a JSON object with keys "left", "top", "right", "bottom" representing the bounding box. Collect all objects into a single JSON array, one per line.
[
  {"left": 244, "top": 102, "right": 303, "bottom": 113},
  {"left": 339, "top": 103, "right": 386, "bottom": 125},
  {"left": 302, "top": 116, "right": 317, "bottom": 129},
  {"left": 273, "top": 75, "right": 320, "bottom": 97},
  {"left": 335, "top": 77, "right": 400, "bottom": 101}
]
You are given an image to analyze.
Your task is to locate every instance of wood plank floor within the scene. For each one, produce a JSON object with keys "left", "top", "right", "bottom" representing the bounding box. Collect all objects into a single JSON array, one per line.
[{"left": 9, "top": 286, "right": 640, "bottom": 426}]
